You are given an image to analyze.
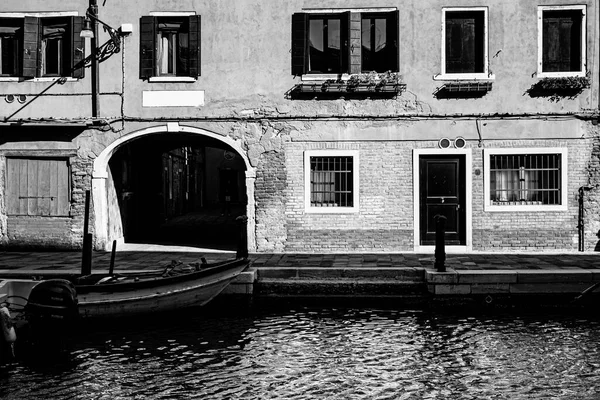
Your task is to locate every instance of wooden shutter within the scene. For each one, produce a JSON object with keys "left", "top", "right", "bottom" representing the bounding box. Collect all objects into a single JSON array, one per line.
[
  {"left": 6, "top": 158, "right": 70, "bottom": 216},
  {"left": 542, "top": 11, "right": 581, "bottom": 72},
  {"left": 349, "top": 13, "right": 361, "bottom": 74},
  {"left": 22, "top": 16, "right": 40, "bottom": 78},
  {"left": 291, "top": 13, "right": 308, "bottom": 76},
  {"left": 445, "top": 11, "right": 483, "bottom": 74},
  {"left": 340, "top": 11, "right": 350, "bottom": 73},
  {"left": 71, "top": 16, "right": 85, "bottom": 78},
  {"left": 188, "top": 15, "right": 201, "bottom": 77},
  {"left": 139, "top": 16, "right": 156, "bottom": 79},
  {"left": 388, "top": 10, "right": 399, "bottom": 72}
]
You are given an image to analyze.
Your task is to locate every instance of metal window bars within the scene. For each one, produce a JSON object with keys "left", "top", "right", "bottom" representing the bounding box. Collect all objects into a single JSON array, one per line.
[
  {"left": 490, "top": 154, "right": 561, "bottom": 205},
  {"left": 310, "top": 156, "right": 353, "bottom": 207}
]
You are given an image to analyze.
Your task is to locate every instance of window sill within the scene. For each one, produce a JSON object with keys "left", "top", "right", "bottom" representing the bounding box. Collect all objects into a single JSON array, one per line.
[
  {"left": 433, "top": 73, "right": 495, "bottom": 81},
  {"left": 484, "top": 204, "right": 567, "bottom": 212},
  {"left": 305, "top": 206, "right": 359, "bottom": 214},
  {"left": 301, "top": 74, "right": 350, "bottom": 82},
  {"left": 148, "top": 76, "right": 197, "bottom": 83},
  {"left": 537, "top": 71, "right": 586, "bottom": 79},
  {"left": 0, "top": 77, "right": 79, "bottom": 83}
]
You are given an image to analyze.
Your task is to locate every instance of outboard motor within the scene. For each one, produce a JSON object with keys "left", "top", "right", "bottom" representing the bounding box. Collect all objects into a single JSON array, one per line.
[{"left": 24, "top": 279, "right": 78, "bottom": 354}]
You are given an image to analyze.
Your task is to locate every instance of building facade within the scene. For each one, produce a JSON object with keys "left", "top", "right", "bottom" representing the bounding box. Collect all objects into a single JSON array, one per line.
[{"left": 0, "top": 0, "right": 599, "bottom": 253}]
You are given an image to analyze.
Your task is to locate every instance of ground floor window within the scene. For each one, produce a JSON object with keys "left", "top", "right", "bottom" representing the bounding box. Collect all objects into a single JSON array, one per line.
[
  {"left": 484, "top": 148, "right": 567, "bottom": 211},
  {"left": 5, "top": 157, "right": 70, "bottom": 216},
  {"left": 304, "top": 150, "right": 359, "bottom": 213}
]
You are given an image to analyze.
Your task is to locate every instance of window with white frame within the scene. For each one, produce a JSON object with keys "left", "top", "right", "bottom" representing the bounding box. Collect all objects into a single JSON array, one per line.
[
  {"left": 140, "top": 14, "right": 201, "bottom": 79},
  {"left": 538, "top": 5, "right": 586, "bottom": 77},
  {"left": 304, "top": 150, "right": 359, "bottom": 213},
  {"left": 484, "top": 149, "right": 568, "bottom": 211},
  {"left": 440, "top": 7, "right": 489, "bottom": 79}
]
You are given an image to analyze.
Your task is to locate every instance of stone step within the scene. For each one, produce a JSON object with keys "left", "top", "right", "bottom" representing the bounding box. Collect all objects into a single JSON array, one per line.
[
  {"left": 253, "top": 267, "right": 425, "bottom": 282},
  {"left": 256, "top": 279, "right": 428, "bottom": 297}
]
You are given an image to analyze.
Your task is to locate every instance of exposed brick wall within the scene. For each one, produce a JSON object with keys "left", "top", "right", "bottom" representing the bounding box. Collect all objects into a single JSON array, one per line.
[
  {"left": 254, "top": 150, "right": 287, "bottom": 252},
  {"left": 0, "top": 154, "right": 93, "bottom": 250},
  {"left": 473, "top": 138, "right": 592, "bottom": 251},
  {"left": 7, "top": 217, "right": 76, "bottom": 249},
  {"left": 283, "top": 141, "right": 414, "bottom": 252}
]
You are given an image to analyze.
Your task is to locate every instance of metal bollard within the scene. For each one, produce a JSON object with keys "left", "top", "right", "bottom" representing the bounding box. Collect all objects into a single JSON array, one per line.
[{"left": 434, "top": 214, "right": 447, "bottom": 272}]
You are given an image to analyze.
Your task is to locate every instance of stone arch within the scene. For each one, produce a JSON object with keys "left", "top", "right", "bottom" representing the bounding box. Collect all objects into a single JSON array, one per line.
[{"left": 91, "top": 123, "right": 256, "bottom": 251}]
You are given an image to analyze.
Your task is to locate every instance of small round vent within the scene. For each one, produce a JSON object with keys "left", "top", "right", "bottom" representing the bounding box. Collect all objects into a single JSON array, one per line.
[
  {"left": 439, "top": 138, "right": 451, "bottom": 149},
  {"left": 454, "top": 137, "right": 467, "bottom": 148}
]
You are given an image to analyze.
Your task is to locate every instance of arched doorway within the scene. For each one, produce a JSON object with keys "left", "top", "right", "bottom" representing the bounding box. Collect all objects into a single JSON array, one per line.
[{"left": 92, "top": 124, "right": 256, "bottom": 251}]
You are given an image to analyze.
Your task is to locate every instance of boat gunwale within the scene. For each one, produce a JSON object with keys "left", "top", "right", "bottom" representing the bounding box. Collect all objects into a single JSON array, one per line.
[{"left": 73, "top": 258, "right": 249, "bottom": 294}]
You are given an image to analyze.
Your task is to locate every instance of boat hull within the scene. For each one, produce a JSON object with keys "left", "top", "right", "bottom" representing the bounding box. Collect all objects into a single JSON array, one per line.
[{"left": 76, "top": 259, "right": 249, "bottom": 319}]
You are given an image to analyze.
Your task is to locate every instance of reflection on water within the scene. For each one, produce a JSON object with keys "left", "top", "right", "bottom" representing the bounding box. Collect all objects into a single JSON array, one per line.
[{"left": 2, "top": 306, "right": 600, "bottom": 399}]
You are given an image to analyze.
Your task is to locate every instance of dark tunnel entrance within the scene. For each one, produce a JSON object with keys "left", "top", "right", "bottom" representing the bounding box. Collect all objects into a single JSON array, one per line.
[{"left": 107, "top": 133, "right": 247, "bottom": 251}]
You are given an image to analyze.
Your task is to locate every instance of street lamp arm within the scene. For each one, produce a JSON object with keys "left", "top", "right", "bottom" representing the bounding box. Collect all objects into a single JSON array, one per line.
[{"left": 84, "top": 11, "right": 122, "bottom": 47}]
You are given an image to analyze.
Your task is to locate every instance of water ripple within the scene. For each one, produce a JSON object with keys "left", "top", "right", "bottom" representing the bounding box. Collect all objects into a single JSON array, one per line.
[{"left": 2, "top": 309, "right": 600, "bottom": 399}]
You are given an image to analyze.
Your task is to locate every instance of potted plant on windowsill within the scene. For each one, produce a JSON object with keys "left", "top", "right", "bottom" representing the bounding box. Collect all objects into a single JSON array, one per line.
[{"left": 526, "top": 73, "right": 590, "bottom": 101}]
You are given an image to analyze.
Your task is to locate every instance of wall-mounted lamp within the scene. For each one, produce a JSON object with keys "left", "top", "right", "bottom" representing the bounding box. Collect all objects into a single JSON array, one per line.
[{"left": 80, "top": 10, "right": 122, "bottom": 50}]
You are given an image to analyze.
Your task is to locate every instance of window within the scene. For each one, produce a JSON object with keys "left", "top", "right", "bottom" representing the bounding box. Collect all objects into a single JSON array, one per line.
[
  {"left": 0, "top": 19, "right": 21, "bottom": 76},
  {"left": 6, "top": 158, "right": 71, "bottom": 216},
  {"left": 140, "top": 15, "right": 201, "bottom": 80},
  {"left": 292, "top": 10, "right": 398, "bottom": 76},
  {"left": 440, "top": 8, "right": 489, "bottom": 79},
  {"left": 538, "top": 6, "right": 586, "bottom": 77},
  {"left": 41, "top": 18, "right": 69, "bottom": 77},
  {"left": 484, "top": 149, "right": 568, "bottom": 211},
  {"left": 304, "top": 150, "right": 359, "bottom": 213},
  {"left": 0, "top": 15, "right": 84, "bottom": 79}
]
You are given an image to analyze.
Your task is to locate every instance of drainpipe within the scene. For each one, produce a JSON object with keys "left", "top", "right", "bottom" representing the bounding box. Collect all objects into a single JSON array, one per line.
[
  {"left": 89, "top": 0, "right": 100, "bottom": 118},
  {"left": 578, "top": 186, "right": 592, "bottom": 251}
]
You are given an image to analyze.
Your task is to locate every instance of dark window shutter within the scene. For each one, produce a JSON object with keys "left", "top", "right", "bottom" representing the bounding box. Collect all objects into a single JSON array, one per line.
[
  {"left": 349, "top": 12, "right": 361, "bottom": 74},
  {"left": 71, "top": 16, "right": 85, "bottom": 78},
  {"left": 22, "top": 16, "right": 40, "bottom": 78},
  {"left": 388, "top": 10, "right": 399, "bottom": 72},
  {"left": 291, "top": 13, "right": 308, "bottom": 76},
  {"left": 340, "top": 11, "right": 350, "bottom": 74},
  {"left": 188, "top": 15, "right": 201, "bottom": 77},
  {"left": 140, "top": 16, "right": 156, "bottom": 79},
  {"left": 543, "top": 11, "right": 581, "bottom": 72},
  {"left": 445, "top": 12, "right": 483, "bottom": 74}
]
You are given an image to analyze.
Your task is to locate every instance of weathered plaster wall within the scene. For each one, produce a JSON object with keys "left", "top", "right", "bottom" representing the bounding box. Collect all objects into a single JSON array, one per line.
[{"left": 0, "top": 0, "right": 598, "bottom": 252}]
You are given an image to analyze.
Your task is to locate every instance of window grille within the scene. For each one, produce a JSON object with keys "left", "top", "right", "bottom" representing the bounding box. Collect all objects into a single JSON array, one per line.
[
  {"left": 310, "top": 156, "right": 353, "bottom": 207},
  {"left": 489, "top": 154, "right": 561, "bottom": 205}
]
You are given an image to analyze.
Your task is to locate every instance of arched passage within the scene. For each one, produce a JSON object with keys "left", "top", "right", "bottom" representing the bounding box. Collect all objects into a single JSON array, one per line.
[{"left": 92, "top": 123, "right": 256, "bottom": 251}]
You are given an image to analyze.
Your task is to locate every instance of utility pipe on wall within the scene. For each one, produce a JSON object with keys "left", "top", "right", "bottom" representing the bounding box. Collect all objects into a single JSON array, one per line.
[{"left": 90, "top": 0, "right": 100, "bottom": 118}]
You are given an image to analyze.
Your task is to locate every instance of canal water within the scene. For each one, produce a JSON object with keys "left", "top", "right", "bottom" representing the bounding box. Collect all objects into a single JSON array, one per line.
[{"left": 1, "top": 304, "right": 600, "bottom": 399}]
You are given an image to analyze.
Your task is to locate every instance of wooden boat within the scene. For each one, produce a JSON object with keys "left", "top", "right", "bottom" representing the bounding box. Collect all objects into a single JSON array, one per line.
[
  {"left": 2, "top": 257, "right": 250, "bottom": 321},
  {"left": 72, "top": 257, "right": 250, "bottom": 319}
]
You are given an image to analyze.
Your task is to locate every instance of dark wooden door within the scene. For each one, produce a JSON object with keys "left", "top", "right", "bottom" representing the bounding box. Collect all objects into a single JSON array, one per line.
[{"left": 420, "top": 155, "right": 466, "bottom": 245}]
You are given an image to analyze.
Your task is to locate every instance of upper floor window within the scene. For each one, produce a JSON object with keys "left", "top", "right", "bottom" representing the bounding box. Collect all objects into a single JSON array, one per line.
[
  {"left": 440, "top": 7, "right": 489, "bottom": 79},
  {"left": 41, "top": 18, "right": 70, "bottom": 77},
  {"left": 140, "top": 14, "right": 201, "bottom": 80},
  {"left": 538, "top": 5, "right": 586, "bottom": 77},
  {"left": 0, "top": 15, "right": 84, "bottom": 79},
  {"left": 292, "top": 10, "right": 398, "bottom": 76},
  {"left": 0, "top": 19, "right": 21, "bottom": 76}
]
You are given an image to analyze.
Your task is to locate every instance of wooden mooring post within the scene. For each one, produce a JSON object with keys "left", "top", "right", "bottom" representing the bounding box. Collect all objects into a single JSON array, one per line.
[{"left": 81, "top": 190, "right": 93, "bottom": 276}]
